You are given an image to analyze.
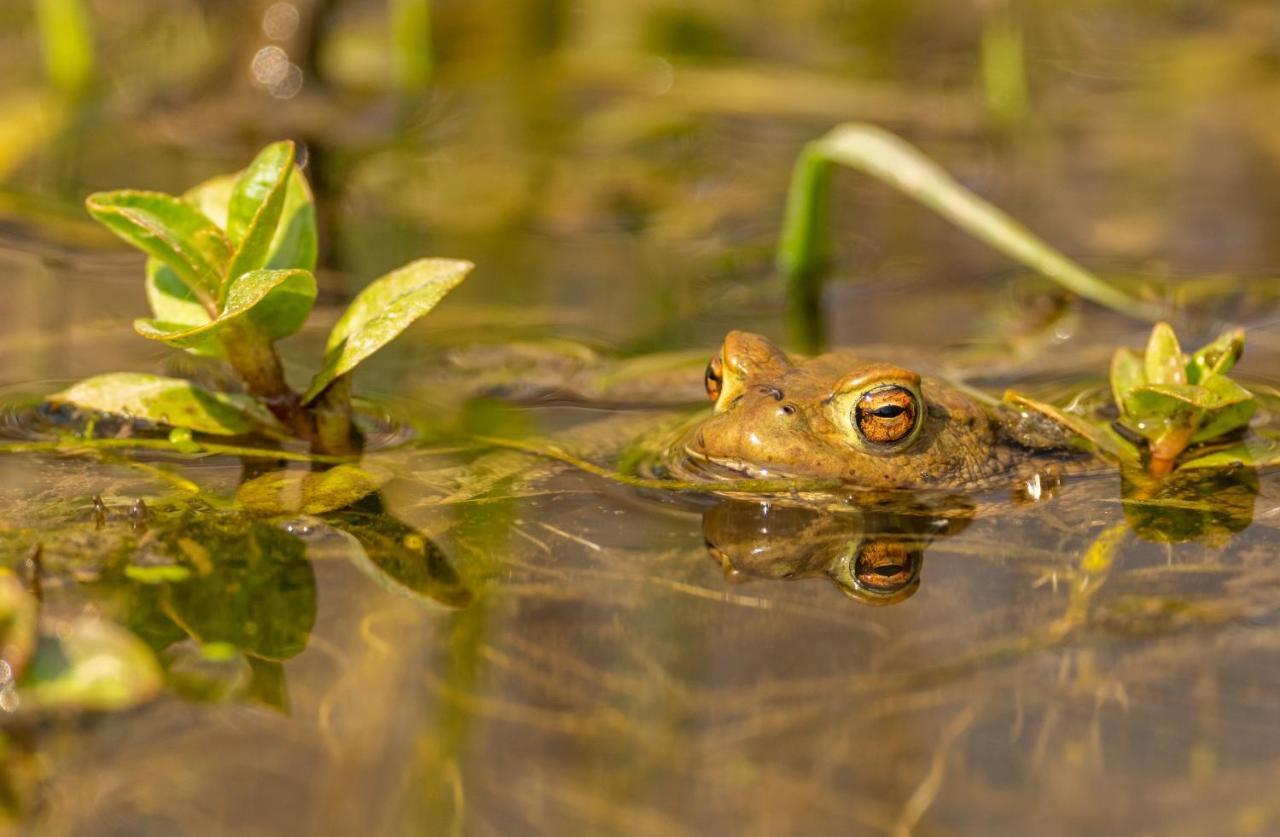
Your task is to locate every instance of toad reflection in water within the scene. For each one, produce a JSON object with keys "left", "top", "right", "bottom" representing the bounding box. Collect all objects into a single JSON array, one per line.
[{"left": 700, "top": 496, "right": 974, "bottom": 605}]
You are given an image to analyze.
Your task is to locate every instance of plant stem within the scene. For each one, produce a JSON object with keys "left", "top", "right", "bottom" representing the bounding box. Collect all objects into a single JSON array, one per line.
[
  {"left": 312, "top": 375, "right": 361, "bottom": 456},
  {"left": 220, "top": 327, "right": 312, "bottom": 438}
]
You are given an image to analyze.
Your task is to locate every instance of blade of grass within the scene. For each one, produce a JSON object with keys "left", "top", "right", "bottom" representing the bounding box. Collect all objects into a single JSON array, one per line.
[{"left": 777, "top": 123, "right": 1165, "bottom": 327}]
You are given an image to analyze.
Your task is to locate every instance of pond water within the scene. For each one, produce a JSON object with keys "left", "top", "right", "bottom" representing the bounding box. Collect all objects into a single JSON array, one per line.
[{"left": 4, "top": 1, "right": 1280, "bottom": 834}]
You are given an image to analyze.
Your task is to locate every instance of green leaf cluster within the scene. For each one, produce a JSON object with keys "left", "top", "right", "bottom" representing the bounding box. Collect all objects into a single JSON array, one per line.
[
  {"left": 1111, "top": 323, "right": 1255, "bottom": 470},
  {"left": 56, "top": 141, "right": 473, "bottom": 453}
]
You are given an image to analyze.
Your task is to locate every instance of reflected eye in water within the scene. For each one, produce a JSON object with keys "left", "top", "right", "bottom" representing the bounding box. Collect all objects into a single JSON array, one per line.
[{"left": 852, "top": 539, "right": 921, "bottom": 595}]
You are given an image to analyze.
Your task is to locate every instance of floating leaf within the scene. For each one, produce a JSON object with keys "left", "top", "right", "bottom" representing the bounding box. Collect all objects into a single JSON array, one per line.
[
  {"left": 1187, "top": 328, "right": 1244, "bottom": 384},
  {"left": 50, "top": 373, "right": 284, "bottom": 436},
  {"left": 85, "top": 191, "right": 228, "bottom": 303},
  {"left": 135, "top": 268, "right": 316, "bottom": 351},
  {"left": 236, "top": 463, "right": 389, "bottom": 515},
  {"left": 18, "top": 619, "right": 162, "bottom": 712},
  {"left": 1143, "top": 322, "right": 1185, "bottom": 386},
  {"left": 223, "top": 141, "right": 297, "bottom": 294},
  {"left": 302, "top": 258, "right": 474, "bottom": 403}
]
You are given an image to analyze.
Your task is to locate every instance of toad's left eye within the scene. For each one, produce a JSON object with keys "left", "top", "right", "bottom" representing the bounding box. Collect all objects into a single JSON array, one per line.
[
  {"left": 704, "top": 353, "right": 724, "bottom": 402},
  {"left": 853, "top": 385, "right": 918, "bottom": 446}
]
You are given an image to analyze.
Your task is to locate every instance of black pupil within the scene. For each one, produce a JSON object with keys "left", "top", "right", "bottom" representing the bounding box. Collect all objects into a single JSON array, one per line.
[
  {"left": 869, "top": 404, "right": 905, "bottom": 419},
  {"left": 706, "top": 365, "right": 721, "bottom": 385}
]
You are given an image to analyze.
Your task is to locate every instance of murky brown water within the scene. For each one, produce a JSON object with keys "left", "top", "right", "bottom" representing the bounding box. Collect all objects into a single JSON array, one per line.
[{"left": 4, "top": 1, "right": 1280, "bottom": 835}]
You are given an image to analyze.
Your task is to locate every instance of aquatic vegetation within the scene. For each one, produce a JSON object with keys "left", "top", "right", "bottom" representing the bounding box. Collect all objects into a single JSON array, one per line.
[
  {"left": 777, "top": 122, "right": 1163, "bottom": 348},
  {"left": 1111, "top": 323, "right": 1253, "bottom": 474},
  {"left": 53, "top": 141, "right": 473, "bottom": 455}
]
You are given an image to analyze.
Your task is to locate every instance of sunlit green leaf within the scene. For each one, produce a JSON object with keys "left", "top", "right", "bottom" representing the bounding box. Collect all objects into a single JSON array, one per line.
[
  {"left": 1187, "top": 328, "right": 1244, "bottom": 384},
  {"left": 1181, "top": 429, "right": 1280, "bottom": 469},
  {"left": 185, "top": 168, "right": 316, "bottom": 272},
  {"left": 183, "top": 173, "right": 234, "bottom": 229},
  {"left": 1143, "top": 322, "right": 1185, "bottom": 386},
  {"left": 144, "top": 258, "right": 212, "bottom": 342},
  {"left": 226, "top": 140, "right": 294, "bottom": 246},
  {"left": 135, "top": 268, "right": 316, "bottom": 351},
  {"left": 223, "top": 142, "right": 297, "bottom": 298},
  {"left": 1189, "top": 376, "right": 1256, "bottom": 442},
  {"left": 18, "top": 619, "right": 162, "bottom": 712},
  {"left": 1110, "top": 346, "right": 1144, "bottom": 415},
  {"left": 49, "top": 373, "right": 285, "bottom": 436},
  {"left": 236, "top": 463, "right": 389, "bottom": 515},
  {"left": 302, "top": 258, "right": 473, "bottom": 403},
  {"left": 85, "top": 191, "right": 228, "bottom": 303}
]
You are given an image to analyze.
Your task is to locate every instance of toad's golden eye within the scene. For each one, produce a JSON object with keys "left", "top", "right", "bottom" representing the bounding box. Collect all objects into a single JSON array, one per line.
[
  {"left": 853, "top": 385, "right": 918, "bottom": 446},
  {"left": 704, "top": 353, "right": 724, "bottom": 402}
]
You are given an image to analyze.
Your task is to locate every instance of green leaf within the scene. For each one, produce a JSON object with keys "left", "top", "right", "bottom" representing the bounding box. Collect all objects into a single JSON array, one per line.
[
  {"left": 223, "top": 141, "right": 297, "bottom": 296},
  {"left": 18, "top": 619, "right": 162, "bottom": 712},
  {"left": 185, "top": 168, "right": 316, "bottom": 271},
  {"left": 145, "top": 258, "right": 211, "bottom": 334},
  {"left": 236, "top": 464, "right": 390, "bottom": 515},
  {"left": 1181, "top": 429, "right": 1280, "bottom": 469},
  {"left": 1143, "top": 322, "right": 1186, "bottom": 386},
  {"left": 1189, "top": 376, "right": 1256, "bottom": 442},
  {"left": 302, "top": 258, "right": 473, "bottom": 403},
  {"left": 267, "top": 167, "right": 318, "bottom": 271},
  {"left": 147, "top": 169, "right": 317, "bottom": 354},
  {"left": 1187, "top": 328, "right": 1244, "bottom": 384},
  {"left": 1110, "top": 346, "right": 1144, "bottom": 416},
  {"left": 184, "top": 173, "right": 235, "bottom": 228},
  {"left": 135, "top": 268, "right": 317, "bottom": 352},
  {"left": 49, "top": 373, "right": 285, "bottom": 436},
  {"left": 85, "top": 190, "right": 228, "bottom": 304}
]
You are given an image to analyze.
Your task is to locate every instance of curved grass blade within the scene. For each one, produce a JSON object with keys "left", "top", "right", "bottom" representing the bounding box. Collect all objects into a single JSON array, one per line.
[
  {"left": 777, "top": 123, "right": 1163, "bottom": 321},
  {"left": 302, "top": 258, "right": 473, "bottom": 403},
  {"left": 50, "top": 372, "right": 286, "bottom": 436}
]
